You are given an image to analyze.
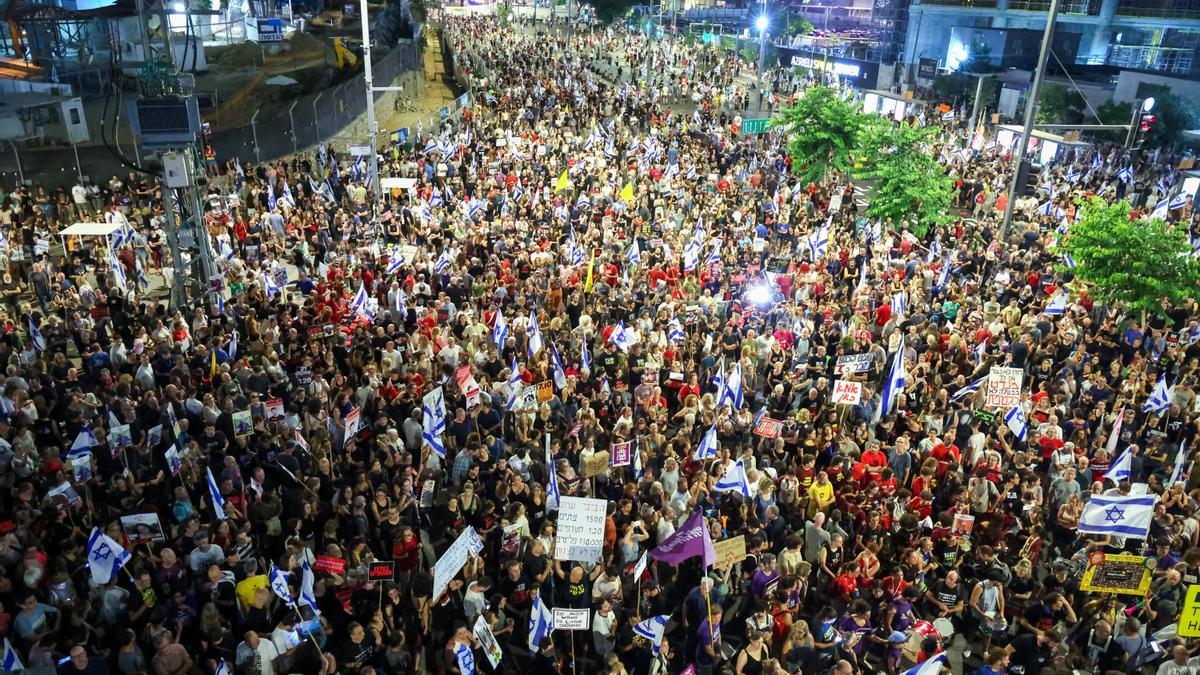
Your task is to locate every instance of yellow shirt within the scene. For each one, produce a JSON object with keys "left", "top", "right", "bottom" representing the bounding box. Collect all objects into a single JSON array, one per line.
[{"left": 808, "top": 482, "right": 834, "bottom": 507}]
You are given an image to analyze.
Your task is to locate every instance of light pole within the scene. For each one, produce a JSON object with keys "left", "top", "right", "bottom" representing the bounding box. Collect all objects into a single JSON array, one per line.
[
  {"left": 1124, "top": 96, "right": 1154, "bottom": 149},
  {"left": 1000, "top": 0, "right": 1060, "bottom": 236},
  {"left": 755, "top": 12, "right": 768, "bottom": 112},
  {"left": 359, "top": 0, "right": 380, "bottom": 199}
]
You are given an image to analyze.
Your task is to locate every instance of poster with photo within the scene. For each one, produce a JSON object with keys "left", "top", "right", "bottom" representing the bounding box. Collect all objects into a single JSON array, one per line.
[
  {"left": 70, "top": 453, "right": 93, "bottom": 483},
  {"left": 120, "top": 513, "right": 166, "bottom": 544},
  {"left": 165, "top": 447, "right": 184, "bottom": 476},
  {"left": 232, "top": 409, "right": 253, "bottom": 436},
  {"left": 47, "top": 482, "right": 81, "bottom": 509},
  {"left": 109, "top": 424, "right": 133, "bottom": 449},
  {"left": 264, "top": 398, "right": 286, "bottom": 421}
]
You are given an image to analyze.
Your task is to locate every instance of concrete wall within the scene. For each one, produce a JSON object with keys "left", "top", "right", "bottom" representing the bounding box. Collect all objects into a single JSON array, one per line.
[{"left": 1113, "top": 71, "right": 1200, "bottom": 103}]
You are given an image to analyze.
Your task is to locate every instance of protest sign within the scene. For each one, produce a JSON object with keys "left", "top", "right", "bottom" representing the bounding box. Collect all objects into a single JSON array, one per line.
[
  {"left": 582, "top": 451, "right": 611, "bottom": 477},
  {"left": 552, "top": 608, "right": 590, "bottom": 630},
  {"left": 474, "top": 616, "right": 504, "bottom": 667},
  {"left": 264, "top": 398, "right": 285, "bottom": 420},
  {"left": 368, "top": 561, "right": 396, "bottom": 581},
  {"left": 713, "top": 535, "right": 747, "bottom": 569},
  {"left": 834, "top": 354, "right": 873, "bottom": 375},
  {"left": 121, "top": 513, "right": 166, "bottom": 544},
  {"left": 314, "top": 555, "right": 347, "bottom": 575},
  {"left": 831, "top": 380, "right": 863, "bottom": 405},
  {"left": 432, "top": 527, "right": 484, "bottom": 600},
  {"left": 986, "top": 367, "right": 1024, "bottom": 409},
  {"left": 752, "top": 417, "right": 783, "bottom": 439},
  {"left": 555, "top": 496, "right": 607, "bottom": 563},
  {"left": 611, "top": 441, "right": 633, "bottom": 467}
]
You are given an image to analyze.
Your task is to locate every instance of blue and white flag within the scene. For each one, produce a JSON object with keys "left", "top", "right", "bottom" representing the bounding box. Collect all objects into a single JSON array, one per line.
[
  {"left": 610, "top": 321, "right": 634, "bottom": 353},
  {"left": 1078, "top": 493, "right": 1155, "bottom": 539},
  {"left": 550, "top": 343, "right": 568, "bottom": 390},
  {"left": 70, "top": 425, "right": 97, "bottom": 456},
  {"left": 633, "top": 441, "right": 643, "bottom": 480},
  {"left": 890, "top": 293, "right": 907, "bottom": 321},
  {"left": 206, "top": 467, "right": 228, "bottom": 520},
  {"left": 1169, "top": 441, "right": 1189, "bottom": 488},
  {"left": 546, "top": 440, "right": 560, "bottom": 511},
  {"left": 1045, "top": 292, "right": 1067, "bottom": 315},
  {"left": 632, "top": 615, "right": 670, "bottom": 655},
  {"left": 714, "top": 460, "right": 752, "bottom": 497},
  {"left": 435, "top": 250, "right": 453, "bottom": 274},
  {"left": 269, "top": 564, "right": 294, "bottom": 606},
  {"left": 1144, "top": 375, "right": 1173, "bottom": 414},
  {"left": 1063, "top": 252, "right": 1076, "bottom": 269},
  {"left": 874, "top": 348, "right": 906, "bottom": 423},
  {"left": 2, "top": 639, "right": 23, "bottom": 673},
  {"left": 86, "top": 527, "right": 131, "bottom": 585},
  {"left": 505, "top": 358, "right": 522, "bottom": 412},
  {"left": 214, "top": 658, "right": 231, "bottom": 675},
  {"left": 627, "top": 238, "right": 641, "bottom": 266},
  {"left": 423, "top": 387, "right": 447, "bottom": 457},
  {"left": 718, "top": 363, "right": 743, "bottom": 410},
  {"left": 902, "top": 652, "right": 948, "bottom": 675},
  {"left": 949, "top": 377, "right": 986, "bottom": 403},
  {"left": 695, "top": 424, "right": 719, "bottom": 461},
  {"left": 808, "top": 224, "right": 829, "bottom": 260},
  {"left": 454, "top": 643, "right": 476, "bottom": 675},
  {"left": 1117, "top": 165, "right": 1134, "bottom": 183},
  {"left": 1170, "top": 190, "right": 1191, "bottom": 211},
  {"left": 1103, "top": 448, "right": 1133, "bottom": 484},
  {"left": 527, "top": 311, "right": 544, "bottom": 357},
  {"left": 349, "top": 282, "right": 369, "bottom": 316},
  {"left": 668, "top": 317, "right": 686, "bottom": 344},
  {"left": 1005, "top": 404, "right": 1028, "bottom": 442},
  {"left": 27, "top": 317, "right": 44, "bottom": 353},
  {"left": 493, "top": 309, "right": 509, "bottom": 352},
  {"left": 267, "top": 183, "right": 278, "bottom": 211},
  {"left": 387, "top": 248, "right": 406, "bottom": 274},
  {"left": 580, "top": 340, "right": 591, "bottom": 372},
  {"left": 528, "top": 594, "right": 554, "bottom": 651},
  {"left": 299, "top": 559, "right": 318, "bottom": 610},
  {"left": 683, "top": 240, "right": 699, "bottom": 272}
]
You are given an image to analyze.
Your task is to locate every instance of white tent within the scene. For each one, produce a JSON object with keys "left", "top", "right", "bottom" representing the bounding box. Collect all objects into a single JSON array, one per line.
[{"left": 57, "top": 221, "right": 124, "bottom": 254}]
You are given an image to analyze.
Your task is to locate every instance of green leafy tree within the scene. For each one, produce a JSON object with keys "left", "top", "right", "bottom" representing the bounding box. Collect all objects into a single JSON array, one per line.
[
  {"left": 1091, "top": 100, "right": 1133, "bottom": 144},
  {"left": 591, "top": 0, "right": 639, "bottom": 22},
  {"left": 787, "top": 16, "right": 814, "bottom": 37},
  {"left": 1142, "top": 91, "right": 1199, "bottom": 149},
  {"left": 854, "top": 122, "right": 955, "bottom": 236},
  {"left": 1036, "top": 83, "right": 1085, "bottom": 125},
  {"left": 1059, "top": 197, "right": 1200, "bottom": 317},
  {"left": 774, "top": 86, "right": 871, "bottom": 186}
]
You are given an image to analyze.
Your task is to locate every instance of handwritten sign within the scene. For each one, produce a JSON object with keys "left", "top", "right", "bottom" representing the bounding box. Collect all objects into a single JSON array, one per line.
[
  {"left": 611, "top": 441, "right": 633, "bottom": 467},
  {"left": 555, "top": 496, "right": 607, "bottom": 563},
  {"left": 582, "top": 450, "right": 611, "bottom": 477},
  {"left": 368, "top": 560, "right": 395, "bottom": 581},
  {"left": 536, "top": 380, "right": 554, "bottom": 403},
  {"left": 552, "top": 607, "right": 591, "bottom": 631},
  {"left": 713, "top": 535, "right": 747, "bottom": 569},
  {"left": 313, "top": 555, "right": 347, "bottom": 575},
  {"left": 432, "top": 527, "right": 484, "bottom": 601},
  {"left": 831, "top": 380, "right": 862, "bottom": 405},
  {"left": 753, "top": 417, "right": 783, "bottom": 439},
  {"left": 834, "top": 353, "right": 874, "bottom": 375},
  {"left": 985, "top": 367, "right": 1024, "bottom": 409}
]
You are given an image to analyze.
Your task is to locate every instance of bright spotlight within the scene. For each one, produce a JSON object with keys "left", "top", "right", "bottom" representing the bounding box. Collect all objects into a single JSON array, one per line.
[
  {"left": 747, "top": 284, "right": 773, "bottom": 307},
  {"left": 1142, "top": 97, "right": 1156, "bottom": 112},
  {"left": 755, "top": 15, "right": 769, "bottom": 32},
  {"left": 173, "top": 2, "right": 185, "bottom": 11}
]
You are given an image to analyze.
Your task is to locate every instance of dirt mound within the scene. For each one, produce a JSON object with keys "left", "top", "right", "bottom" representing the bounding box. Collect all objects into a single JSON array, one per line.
[{"left": 208, "top": 41, "right": 264, "bottom": 68}]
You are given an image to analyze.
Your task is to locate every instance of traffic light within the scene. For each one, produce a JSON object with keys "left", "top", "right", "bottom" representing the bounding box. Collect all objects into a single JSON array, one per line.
[{"left": 1139, "top": 112, "right": 1157, "bottom": 133}]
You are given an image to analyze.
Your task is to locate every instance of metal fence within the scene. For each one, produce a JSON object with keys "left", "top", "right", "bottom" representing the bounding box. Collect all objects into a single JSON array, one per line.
[{"left": 0, "top": 40, "right": 423, "bottom": 188}]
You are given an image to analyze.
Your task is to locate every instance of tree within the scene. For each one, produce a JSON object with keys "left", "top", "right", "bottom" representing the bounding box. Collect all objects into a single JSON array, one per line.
[
  {"left": 591, "top": 0, "right": 639, "bottom": 22},
  {"left": 854, "top": 122, "right": 955, "bottom": 236},
  {"left": 787, "top": 16, "right": 814, "bottom": 38},
  {"left": 1059, "top": 197, "right": 1200, "bottom": 317},
  {"left": 1142, "top": 91, "right": 1199, "bottom": 150},
  {"left": 1036, "top": 83, "right": 1085, "bottom": 125},
  {"left": 774, "top": 86, "right": 871, "bottom": 186},
  {"left": 931, "top": 73, "right": 998, "bottom": 112},
  {"left": 1091, "top": 100, "right": 1132, "bottom": 144}
]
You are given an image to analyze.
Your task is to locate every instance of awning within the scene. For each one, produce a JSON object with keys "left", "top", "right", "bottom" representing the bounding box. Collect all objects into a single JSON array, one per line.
[{"left": 58, "top": 222, "right": 123, "bottom": 237}]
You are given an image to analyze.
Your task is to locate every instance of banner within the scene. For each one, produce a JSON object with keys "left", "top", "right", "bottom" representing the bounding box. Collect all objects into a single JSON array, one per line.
[
  {"left": 473, "top": 615, "right": 504, "bottom": 668},
  {"left": 555, "top": 496, "right": 607, "bottom": 563},
  {"left": 433, "top": 527, "right": 484, "bottom": 600},
  {"left": 834, "top": 353, "right": 874, "bottom": 375},
  {"left": 831, "top": 380, "right": 862, "bottom": 405},
  {"left": 752, "top": 417, "right": 782, "bottom": 439},
  {"left": 986, "top": 367, "right": 1024, "bottom": 409}
]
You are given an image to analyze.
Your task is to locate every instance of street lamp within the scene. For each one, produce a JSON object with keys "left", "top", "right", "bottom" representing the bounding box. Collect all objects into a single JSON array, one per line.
[{"left": 755, "top": 10, "right": 768, "bottom": 111}]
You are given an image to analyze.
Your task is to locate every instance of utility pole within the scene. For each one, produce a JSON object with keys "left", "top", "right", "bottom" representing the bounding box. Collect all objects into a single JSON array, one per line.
[
  {"left": 756, "top": 0, "right": 768, "bottom": 112},
  {"left": 1000, "top": 0, "right": 1060, "bottom": 236},
  {"left": 359, "top": 0, "right": 381, "bottom": 200},
  {"left": 967, "top": 73, "right": 988, "bottom": 140}
]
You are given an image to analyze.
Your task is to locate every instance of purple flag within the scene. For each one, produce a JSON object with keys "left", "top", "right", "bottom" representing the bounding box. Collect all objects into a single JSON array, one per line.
[{"left": 650, "top": 509, "right": 716, "bottom": 567}]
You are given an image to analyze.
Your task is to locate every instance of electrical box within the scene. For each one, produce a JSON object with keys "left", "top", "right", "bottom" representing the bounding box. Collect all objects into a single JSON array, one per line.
[
  {"left": 162, "top": 151, "right": 192, "bottom": 188},
  {"left": 129, "top": 97, "right": 201, "bottom": 149}
]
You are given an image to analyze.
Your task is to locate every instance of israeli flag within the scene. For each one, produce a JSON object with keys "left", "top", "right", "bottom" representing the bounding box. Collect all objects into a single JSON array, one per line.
[
  {"left": 1117, "top": 165, "right": 1134, "bottom": 183},
  {"left": 718, "top": 362, "right": 743, "bottom": 410},
  {"left": 430, "top": 190, "right": 444, "bottom": 208},
  {"left": 604, "top": 136, "right": 618, "bottom": 158},
  {"left": 1143, "top": 375, "right": 1173, "bottom": 414},
  {"left": 1169, "top": 441, "right": 1189, "bottom": 488},
  {"left": 528, "top": 594, "right": 554, "bottom": 651},
  {"left": 1078, "top": 493, "right": 1155, "bottom": 539},
  {"left": 387, "top": 249, "right": 406, "bottom": 274},
  {"left": 627, "top": 238, "right": 641, "bottom": 266},
  {"left": 576, "top": 192, "right": 591, "bottom": 210},
  {"left": 28, "top": 317, "right": 45, "bottom": 352},
  {"left": 1151, "top": 198, "right": 1170, "bottom": 221},
  {"left": 280, "top": 182, "right": 296, "bottom": 209},
  {"left": 855, "top": 260, "right": 869, "bottom": 296},
  {"left": 610, "top": 321, "right": 634, "bottom": 353},
  {"left": 527, "top": 311, "right": 545, "bottom": 357},
  {"left": 753, "top": 405, "right": 768, "bottom": 428},
  {"left": 505, "top": 358, "right": 522, "bottom": 412},
  {"left": 902, "top": 653, "right": 948, "bottom": 675},
  {"left": 808, "top": 224, "right": 829, "bottom": 260},
  {"left": 350, "top": 283, "right": 369, "bottom": 315},
  {"left": 206, "top": 467, "right": 228, "bottom": 520},
  {"left": 705, "top": 240, "right": 722, "bottom": 266},
  {"left": 668, "top": 317, "right": 686, "bottom": 344},
  {"left": 683, "top": 240, "right": 699, "bottom": 272},
  {"left": 938, "top": 252, "right": 954, "bottom": 288},
  {"left": 1103, "top": 448, "right": 1133, "bottom": 484},
  {"left": 949, "top": 377, "right": 986, "bottom": 403},
  {"left": 512, "top": 182, "right": 525, "bottom": 203},
  {"left": 1063, "top": 252, "right": 1076, "bottom": 269},
  {"left": 1045, "top": 292, "right": 1067, "bottom": 315},
  {"left": 694, "top": 424, "right": 719, "bottom": 461},
  {"left": 714, "top": 460, "right": 752, "bottom": 497},
  {"left": 493, "top": 309, "right": 509, "bottom": 352},
  {"left": 580, "top": 340, "right": 591, "bottom": 373},
  {"left": 422, "top": 137, "right": 438, "bottom": 154},
  {"left": 1170, "top": 191, "right": 1190, "bottom": 210},
  {"left": 86, "top": 527, "right": 131, "bottom": 585},
  {"left": 633, "top": 441, "right": 644, "bottom": 480},
  {"left": 1005, "top": 404, "right": 1028, "bottom": 442},
  {"left": 926, "top": 238, "right": 942, "bottom": 263},
  {"left": 2, "top": 639, "right": 23, "bottom": 672},
  {"left": 1065, "top": 168, "right": 1081, "bottom": 184},
  {"left": 632, "top": 615, "right": 670, "bottom": 655},
  {"left": 547, "top": 441, "right": 560, "bottom": 511},
  {"left": 269, "top": 564, "right": 294, "bottom": 606},
  {"left": 890, "top": 293, "right": 907, "bottom": 321},
  {"left": 70, "top": 425, "right": 97, "bottom": 456},
  {"left": 550, "top": 343, "right": 568, "bottom": 390},
  {"left": 454, "top": 643, "right": 476, "bottom": 675},
  {"left": 299, "top": 559, "right": 318, "bottom": 610},
  {"left": 874, "top": 347, "right": 906, "bottom": 423},
  {"left": 267, "top": 183, "right": 278, "bottom": 211},
  {"left": 423, "top": 387, "right": 447, "bottom": 457},
  {"left": 214, "top": 659, "right": 231, "bottom": 675}
]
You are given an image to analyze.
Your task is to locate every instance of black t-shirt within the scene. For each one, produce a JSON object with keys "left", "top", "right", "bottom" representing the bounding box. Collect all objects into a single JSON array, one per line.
[
  {"left": 339, "top": 636, "right": 376, "bottom": 668},
  {"left": 930, "top": 580, "right": 964, "bottom": 609},
  {"left": 1007, "top": 633, "right": 1051, "bottom": 675}
]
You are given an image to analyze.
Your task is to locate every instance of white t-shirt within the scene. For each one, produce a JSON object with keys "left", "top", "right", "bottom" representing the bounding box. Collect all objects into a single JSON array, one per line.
[
  {"left": 236, "top": 638, "right": 280, "bottom": 675},
  {"left": 72, "top": 185, "right": 87, "bottom": 204}
]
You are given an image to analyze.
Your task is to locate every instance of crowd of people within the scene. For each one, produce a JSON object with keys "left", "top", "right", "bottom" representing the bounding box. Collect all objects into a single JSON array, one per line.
[{"left": 0, "top": 8, "right": 1197, "bottom": 675}]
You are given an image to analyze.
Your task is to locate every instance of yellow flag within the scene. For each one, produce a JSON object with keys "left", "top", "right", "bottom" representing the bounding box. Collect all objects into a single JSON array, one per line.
[
  {"left": 210, "top": 350, "right": 217, "bottom": 378},
  {"left": 555, "top": 170, "right": 570, "bottom": 193},
  {"left": 584, "top": 250, "right": 595, "bottom": 293},
  {"left": 619, "top": 182, "right": 635, "bottom": 202}
]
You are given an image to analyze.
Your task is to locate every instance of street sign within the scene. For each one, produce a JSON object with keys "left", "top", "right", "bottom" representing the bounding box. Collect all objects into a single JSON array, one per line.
[
  {"left": 349, "top": 145, "right": 372, "bottom": 156},
  {"left": 742, "top": 118, "right": 771, "bottom": 134}
]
